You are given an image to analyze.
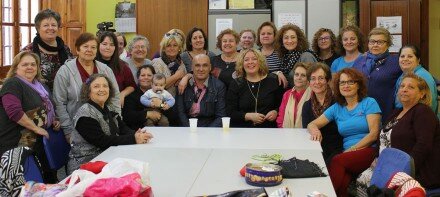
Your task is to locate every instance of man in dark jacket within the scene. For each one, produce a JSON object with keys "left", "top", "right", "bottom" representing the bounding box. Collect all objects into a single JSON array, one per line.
[{"left": 176, "top": 54, "right": 226, "bottom": 127}]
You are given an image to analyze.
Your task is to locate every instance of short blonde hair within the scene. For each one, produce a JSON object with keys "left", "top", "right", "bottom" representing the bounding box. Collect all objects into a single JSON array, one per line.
[
  {"left": 399, "top": 73, "right": 432, "bottom": 106},
  {"left": 6, "top": 51, "right": 43, "bottom": 81},
  {"left": 369, "top": 27, "right": 393, "bottom": 47},
  {"left": 235, "top": 48, "right": 268, "bottom": 78},
  {"left": 167, "top": 28, "right": 186, "bottom": 50},
  {"left": 159, "top": 32, "right": 184, "bottom": 57}
]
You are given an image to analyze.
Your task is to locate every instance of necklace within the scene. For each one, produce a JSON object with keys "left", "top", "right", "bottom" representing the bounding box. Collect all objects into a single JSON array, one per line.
[
  {"left": 246, "top": 79, "right": 261, "bottom": 112},
  {"left": 248, "top": 81, "right": 257, "bottom": 88},
  {"left": 384, "top": 117, "right": 399, "bottom": 132},
  {"left": 222, "top": 53, "right": 237, "bottom": 63}
]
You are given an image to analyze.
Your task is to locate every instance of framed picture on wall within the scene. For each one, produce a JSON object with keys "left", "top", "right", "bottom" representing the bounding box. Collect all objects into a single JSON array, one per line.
[
  {"left": 115, "top": 2, "right": 136, "bottom": 33},
  {"left": 229, "top": 0, "right": 254, "bottom": 9},
  {"left": 209, "top": 0, "right": 227, "bottom": 9},
  {"left": 115, "top": 2, "right": 136, "bottom": 18},
  {"left": 255, "top": 0, "right": 272, "bottom": 9},
  {"left": 342, "top": 0, "right": 358, "bottom": 27}
]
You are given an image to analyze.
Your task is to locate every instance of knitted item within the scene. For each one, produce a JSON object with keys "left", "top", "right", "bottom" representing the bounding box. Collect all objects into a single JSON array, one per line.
[{"left": 386, "top": 172, "right": 425, "bottom": 197}]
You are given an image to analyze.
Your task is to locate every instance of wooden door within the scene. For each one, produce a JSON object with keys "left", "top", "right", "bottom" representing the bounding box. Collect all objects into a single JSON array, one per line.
[
  {"left": 136, "top": 0, "right": 208, "bottom": 58},
  {"left": 359, "top": 0, "right": 429, "bottom": 68},
  {"left": 41, "top": 0, "right": 86, "bottom": 56}
]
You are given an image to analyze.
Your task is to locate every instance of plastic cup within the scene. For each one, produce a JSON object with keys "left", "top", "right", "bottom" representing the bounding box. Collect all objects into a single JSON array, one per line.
[
  {"left": 222, "top": 117, "right": 230, "bottom": 131},
  {"left": 189, "top": 118, "right": 198, "bottom": 132}
]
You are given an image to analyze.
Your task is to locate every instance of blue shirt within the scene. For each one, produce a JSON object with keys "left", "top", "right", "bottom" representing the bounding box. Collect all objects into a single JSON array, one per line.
[
  {"left": 323, "top": 97, "right": 381, "bottom": 150},
  {"left": 330, "top": 55, "right": 360, "bottom": 73},
  {"left": 394, "top": 65, "right": 438, "bottom": 112}
]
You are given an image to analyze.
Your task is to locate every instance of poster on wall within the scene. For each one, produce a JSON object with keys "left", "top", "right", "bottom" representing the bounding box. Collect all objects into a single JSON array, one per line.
[
  {"left": 277, "top": 13, "right": 303, "bottom": 29},
  {"left": 376, "top": 16, "right": 402, "bottom": 34},
  {"left": 216, "top": 19, "right": 233, "bottom": 37},
  {"left": 229, "top": 0, "right": 254, "bottom": 9},
  {"left": 115, "top": 2, "right": 136, "bottom": 32},
  {"left": 209, "top": 0, "right": 226, "bottom": 9},
  {"left": 389, "top": 34, "right": 402, "bottom": 53}
]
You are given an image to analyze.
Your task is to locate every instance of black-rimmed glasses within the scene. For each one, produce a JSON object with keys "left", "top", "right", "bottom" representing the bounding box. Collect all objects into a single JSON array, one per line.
[{"left": 339, "top": 80, "right": 356, "bottom": 86}]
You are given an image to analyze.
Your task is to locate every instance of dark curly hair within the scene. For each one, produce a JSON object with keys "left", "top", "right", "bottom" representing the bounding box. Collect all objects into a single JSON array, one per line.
[
  {"left": 336, "top": 25, "right": 365, "bottom": 56},
  {"left": 80, "top": 73, "right": 115, "bottom": 104},
  {"left": 216, "top": 29, "right": 239, "bottom": 50},
  {"left": 275, "top": 24, "right": 309, "bottom": 59},
  {"left": 312, "top": 28, "right": 337, "bottom": 55},
  {"left": 186, "top": 27, "right": 208, "bottom": 51},
  {"left": 333, "top": 68, "right": 367, "bottom": 105}
]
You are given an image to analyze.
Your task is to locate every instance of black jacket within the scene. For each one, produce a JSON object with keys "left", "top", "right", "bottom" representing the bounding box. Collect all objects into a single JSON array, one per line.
[
  {"left": 123, "top": 86, "right": 149, "bottom": 130},
  {"left": 176, "top": 76, "right": 226, "bottom": 127}
]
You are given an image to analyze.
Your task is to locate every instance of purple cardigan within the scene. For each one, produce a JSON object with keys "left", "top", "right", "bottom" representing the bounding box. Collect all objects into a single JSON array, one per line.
[{"left": 353, "top": 53, "right": 402, "bottom": 121}]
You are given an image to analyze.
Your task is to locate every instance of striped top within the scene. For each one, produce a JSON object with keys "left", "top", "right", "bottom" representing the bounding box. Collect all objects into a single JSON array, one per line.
[{"left": 261, "top": 49, "right": 282, "bottom": 73}]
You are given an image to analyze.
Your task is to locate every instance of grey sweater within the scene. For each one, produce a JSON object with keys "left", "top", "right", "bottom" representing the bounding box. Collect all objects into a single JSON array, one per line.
[{"left": 53, "top": 58, "right": 121, "bottom": 136}]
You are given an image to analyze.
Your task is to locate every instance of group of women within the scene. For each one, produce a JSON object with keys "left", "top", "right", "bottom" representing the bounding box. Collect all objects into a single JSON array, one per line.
[{"left": 0, "top": 8, "right": 439, "bottom": 196}]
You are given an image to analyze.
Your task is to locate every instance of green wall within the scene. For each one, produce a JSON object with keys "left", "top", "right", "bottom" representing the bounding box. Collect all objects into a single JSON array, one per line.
[
  {"left": 429, "top": 0, "right": 440, "bottom": 78},
  {"left": 86, "top": 0, "right": 137, "bottom": 43}
]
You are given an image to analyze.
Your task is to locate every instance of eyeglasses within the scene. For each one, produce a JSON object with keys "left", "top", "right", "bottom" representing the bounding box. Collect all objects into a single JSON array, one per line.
[
  {"left": 339, "top": 80, "right": 356, "bottom": 86},
  {"left": 318, "top": 36, "right": 331, "bottom": 42},
  {"left": 133, "top": 45, "right": 147, "bottom": 50},
  {"left": 310, "top": 77, "right": 326, "bottom": 83},
  {"left": 164, "top": 32, "right": 179, "bottom": 38},
  {"left": 368, "top": 39, "right": 387, "bottom": 46}
]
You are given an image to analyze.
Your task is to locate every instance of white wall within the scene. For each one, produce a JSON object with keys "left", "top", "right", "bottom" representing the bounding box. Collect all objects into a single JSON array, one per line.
[
  {"left": 208, "top": 10, "right": 271, "bottom": 54},
  {"left": 272, "top": 0, "right": 340, "bottom": 44},
  {"left": 273, "top": 0, "right": 307, "bottom": 30},
  {"left": 307, "top": 0, "right": 340, "bottom": 43}
]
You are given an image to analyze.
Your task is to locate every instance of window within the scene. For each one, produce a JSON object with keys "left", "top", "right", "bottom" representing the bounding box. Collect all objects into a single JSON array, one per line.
[{"left": 1, "top": 0, "right": 40, "bottom": 66}]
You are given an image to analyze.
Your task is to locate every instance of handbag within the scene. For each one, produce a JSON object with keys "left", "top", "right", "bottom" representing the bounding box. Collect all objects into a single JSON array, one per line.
[{"left": 276, "top": 157, "right": 327, "bottom": 178}]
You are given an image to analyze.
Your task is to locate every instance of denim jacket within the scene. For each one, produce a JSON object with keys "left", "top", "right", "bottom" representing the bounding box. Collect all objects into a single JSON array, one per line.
[{"left": 176, "top": 75, "right": 226, "bottom": 127}]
